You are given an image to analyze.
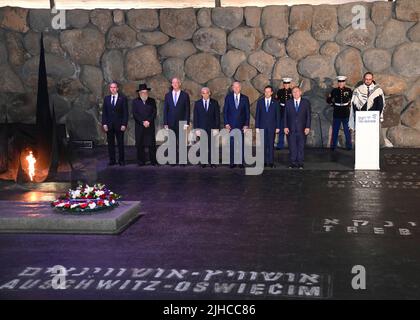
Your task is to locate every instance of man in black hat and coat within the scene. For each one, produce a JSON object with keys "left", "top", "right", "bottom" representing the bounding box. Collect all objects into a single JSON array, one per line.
[{"left": 132, "top": 84, "right": 157, "bottom": 166}]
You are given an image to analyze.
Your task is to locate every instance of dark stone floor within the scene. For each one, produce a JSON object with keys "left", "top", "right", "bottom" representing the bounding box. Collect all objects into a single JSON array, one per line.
[{"left": 0, "top": 147, "right": 420, "bottom": 299}]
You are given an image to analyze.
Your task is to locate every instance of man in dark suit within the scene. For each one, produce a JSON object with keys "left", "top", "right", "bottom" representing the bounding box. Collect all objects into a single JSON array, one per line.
[
  {"left": 102, "top": 82, "right": 128, "bottom": 166},
  {"left": 284, "top": 87, "right": 311, "bottom": 169},
  {"left": 132, "top": 83, "right": 157, "bottom": 166},
  {"left": 163, "top": 77, "right": 190, "bottom": 165},
  {"left": 223, "top": 81, "right": 250, "bottom": 168},
  {"left": 255, "top": 85, "right": 281, "bottom": 168},
  {"left": 193, "top": 87, "right": 220, "bottom": 168}
]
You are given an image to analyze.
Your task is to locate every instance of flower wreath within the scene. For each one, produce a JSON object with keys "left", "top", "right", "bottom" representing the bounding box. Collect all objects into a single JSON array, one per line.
[{"left": 51, "top": 183, "right": 121, "bottom": 214}]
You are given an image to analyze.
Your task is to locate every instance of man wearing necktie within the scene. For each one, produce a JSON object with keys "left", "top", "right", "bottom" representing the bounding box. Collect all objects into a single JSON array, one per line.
[
  {"left": 284, "top": 87, "right": 311, "bottom": 169},
  {"left": 163, "top": 78, "right": 191, "bottom": 165},
  {"left": 193, "top": 87, "right": 220, "bottom": 168},
  {"left": 223, "top": 81, "right": 250, "bottom": 168},
  {"left": 255, "top": 86, "right": 281, "bottom": 168},
  {"left": 101, "top": 82, "right": 128, "bottom": 166}
]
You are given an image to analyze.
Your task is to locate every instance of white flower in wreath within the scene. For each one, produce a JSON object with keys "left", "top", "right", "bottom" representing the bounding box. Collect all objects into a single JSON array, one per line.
[
  {"left": 88, "top": 202, "right": 96, "bottom": 209},
  {"left": 71, "top": 190, "right": 81, "bottom": 199},
  {"left": 56, "top": 202, "right": 66, "bottom": 208},
  {"left": 95, "top": 190, "right": 105, "bottom": 197},
  {"left": 85, "top": 186, "right": 94, "bottom": 194},
  {"left": 104, "top": 200, "right": 110, "bottom": 206},
  {"left": 70, "top": 203, "right": 79, "bottom": 209}
]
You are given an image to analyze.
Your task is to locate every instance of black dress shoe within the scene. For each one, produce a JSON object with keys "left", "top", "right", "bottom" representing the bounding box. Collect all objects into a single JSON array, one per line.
[
  {"left": 201, "top": 164, "right": 207, "bottom": 168},
  {"left": 137, "top": 162, "right": 145, "bottom": 166},
  {"left": 239, "top": 164, "right": 245, "bottom": 169},
  {"left": 298, "top": 164, "right": 304, "bottom": 169},
  {"left": 269, "top": 164, "right": 275, "bottom": 168},
  {"left": 210, "top": 164, "right": 216, "bottom": 168},
  {"left": 229, "top": 164, "right": 236, "bottom": 169},
  {"left": 151, "top": 162, "right": 159, "bottom": 166},
  {"left": 118, "top": 161, "right": 125, "bottom": 166},
  {"left": 288, "top": 164, "right": 296, "bottom": 169},
  {"left": 108, "top": 161, "right": 116, "bottom": 166}
]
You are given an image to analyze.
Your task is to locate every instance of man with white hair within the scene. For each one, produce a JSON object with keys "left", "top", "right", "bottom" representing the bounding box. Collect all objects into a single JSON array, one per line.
[
  {"left": 163, "top": 77, "right": 191, "bottom": 165},
  {"left": 193, "top": 87, "right": 220, "bottom": 168}
]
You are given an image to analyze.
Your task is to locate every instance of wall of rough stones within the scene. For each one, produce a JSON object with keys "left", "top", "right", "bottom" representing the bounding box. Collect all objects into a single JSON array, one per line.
[{"left": 0, "top": 0, "right": 419, "bottom": 147}]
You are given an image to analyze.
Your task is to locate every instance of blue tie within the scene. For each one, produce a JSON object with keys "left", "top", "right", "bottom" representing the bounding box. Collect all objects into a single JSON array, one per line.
[
  {"left": 266, "top": 100, "right": 269, "bottom": 112},
  {"left": 205, "top": 100, "right": 208, "bottom": 111},
  {"left": 111, "top": 96, "right": 115, "bottom": 107},
  {"left": 295, "top": 100, "right": 299, "bottom": 112},
  {"left": 235, "top": 95, "right": 239, "bottom": 109}
]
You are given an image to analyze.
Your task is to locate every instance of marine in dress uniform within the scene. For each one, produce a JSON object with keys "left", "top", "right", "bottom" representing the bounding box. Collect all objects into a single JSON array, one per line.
[
  {"left": 326, "top": 76, "right": 353, "bottom": 151},
  {"left": 276, "top": 78, "right": 293, "bottom": 150}
]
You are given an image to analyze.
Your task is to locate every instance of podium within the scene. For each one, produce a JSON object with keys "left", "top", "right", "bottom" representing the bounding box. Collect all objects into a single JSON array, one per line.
[{"left": 355, "top": 111, "right": 380, "bottom": 170}]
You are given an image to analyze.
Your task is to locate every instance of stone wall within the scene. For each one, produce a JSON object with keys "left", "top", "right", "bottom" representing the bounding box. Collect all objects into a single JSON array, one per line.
[{"left": 0, "top": 0, "right": 419, "bottom": 147}]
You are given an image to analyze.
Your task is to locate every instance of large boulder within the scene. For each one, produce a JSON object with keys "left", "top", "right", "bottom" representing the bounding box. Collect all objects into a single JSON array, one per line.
[
  {"left": 362, "top": 48, "right": 391, "bottom": 73},
  {"left": 127, "top": 9, "right": 159, "bottom": 31},
  {"left": 192, "top": 27, "right": 227, "bottom": 55},
  {"left": 299, "top": 55, "right": 336, "bottom": 81},
  {"left": 272, "top": 57, "right": 299, "bottom": 82},
  {"left": 112, "top": 10, "right": 125, "bottom": 26},
  {"left": 393, "top": 43, "right": 420, "bottom": 77},
  {"left": 401, "top": 99, "right": 420, "bottom": 131},
  {"left": 381, "top": 95, "right": 404, "bottom": 128},
  {"left": 60, "top": 28, "right": 105, "bottom": 66},
  {"left": 241, "top": 81, "right": 260, "bottom": 105},
  {"left": 408, "top": 23, "right": 420, "bottom": 42},
  {"left": 163, "top": 57, "right": 185, "bottom": 81},
  {"left": 212, "top": 7, "right": 243, "bottom": 30},
  {"left": 160, "top": 8, "right": 197, "bottom": 40},
  {"left": 56, "top": 78, "right": 88, "bottom": 101},
  {"left": 221, "top": 49, "right": 247, "bottom": 77},
  {"left": 262, "top": 38, "right": 286, "bottom": 58},
  {"left": 395, "top": 0, "right": 420, "bottom": 22},
  {"left": 0, "top": 65, "right": 25, "bottom": 93},
  {"left": 90, "top": 9, "right": 113, "bottom": 34},
  {"left": 335, "top": 48, "right": 363, "bottom": 86},
  {"left": 406, "top": 78, "right": 420, "bottom": 102},
  {"left": 106, "top": 25, "right": 137, "bottom": 49},
  {"left": 0, "top": 7, "right": 29, "bottom": 33},
  {"left": 336, "top": 20, "right": 376, "bottom": 50},
  {"left": 101, "top": 49, "right": 124, "bottom": 83},
  {"left": 158, "top": 39, "right": 197, "bottom": 58},
  {"left": 248, "top": 50, "right": 275, "bottom": 74},
  {"left": 261, "top": 6, "right": 289, "bottom": 39},
  {"left": 137, "top": 31, "right": 169, "bottom": 45},
  {"left": 319, "top": 42, "right": 341, "bottom": 61},
  {"left": 227, "top": 27, "right": 264, "bottom": 53},
  {"left": 5, "top": 32, "right": 25, "bottom": 66},
  {"left": 66, "top": 10, "right": 90, "bottom": 29},
  {"left": 182, "top": 79, "right": 202, "bottom": 102},
  {"left": 374, "top": 74, "right": 408, "bottom": 96},
  {"left": 80, "top": 65, "right": 104, "bottom": 98},
  {"left": 387, "top": 125, "right": 420, "bottom": 147},
  {"left": 145, "top": 74, "right": 171, "bottom": 101},
  {"left": 376, "top": 19, "right": 408, "bottom": 49},
  {"left": 22, "top": 53, "right": 76, "bottom": 79},
  {"left": 197, "top": 8, "right": 212, "bottom": 28},
  {"left": 207, "top": 77, "right": 231, "bottom": 105},
  {"left": 185, "top": 53, "right": 221, "bottom": 84},
  {"left": 290, "top": 5, "right": 313, "bottom": 30},
  {"left": 126, "top": 46, "right": 162, "bottom": 80},
  {"left": 252, "top": 74, "right": 270, "bottom": 93},
  {"left": 337, "top": 2, "right": 370, "bottom": 28},
  {"left": 286, "top": 30, "right": 319, "bottom": 61},
  {"left": 234, "top": 62, "right": 258, "bottom": 81},
  {"left": 28, "top": 9, "right": 54, "bottom": 32},
  {"left": 245, "top": 7, "right": 261, "bottom": 27},
  {"left": 24, "top": 32, "right": 64, "bottom": 56},
  {"left": 311, "top": 5, "right": 338, "bottom": 41},
  {"left": 371, "top": 1, "right": 393, "bottom": 25}
]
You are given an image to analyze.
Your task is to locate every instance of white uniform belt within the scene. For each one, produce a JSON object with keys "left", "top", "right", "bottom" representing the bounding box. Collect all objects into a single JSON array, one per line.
[{"left": 334, "top": 102, "right": 349, "bottom": 106}]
